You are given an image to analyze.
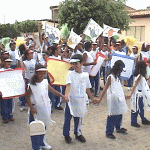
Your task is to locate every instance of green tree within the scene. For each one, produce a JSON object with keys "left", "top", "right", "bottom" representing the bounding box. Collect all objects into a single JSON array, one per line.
[{"left": 58, "top": 0, "right": 130, "bottom": 35}]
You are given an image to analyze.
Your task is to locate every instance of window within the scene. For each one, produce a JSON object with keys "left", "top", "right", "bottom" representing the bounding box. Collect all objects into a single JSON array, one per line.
[{"left": 126, "top": 26, "right": 145, "bottom": 42}]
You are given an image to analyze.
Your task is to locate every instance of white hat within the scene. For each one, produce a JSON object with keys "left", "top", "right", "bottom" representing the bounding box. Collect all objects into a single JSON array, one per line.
[
  {"left": 70, "top": 59, "right": 80, "bottom": 63},
  {"left": 4, "top": 59, "right": 13, "bottom": 62},
  {"left": 36, "top": 68, "right": 48, "bottom": 71}
]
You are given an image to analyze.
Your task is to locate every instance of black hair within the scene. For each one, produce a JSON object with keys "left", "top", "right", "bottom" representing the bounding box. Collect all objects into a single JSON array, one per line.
[
  {"left": 121, "top": 39, "right": 126, "bottom": 45},
  {"left": 71, "top": 54, "right": 83, "bottom": 63},
  {"left": 23, "top": 50, "right": 29, "bottom": 61},
  {"left": 30, "top": 64, "right": 46, "bottom": 85},
  {"left": 42, "top": 50, "right": 50, "bottom": 56},
  {"left": 109, "top": 60, "right": 125, "bottom": 78},
  {"left": 134, "top": 60, "right": 146, "bottom": 77},
  {"left": 19, "top": 44, "right": 26, "bottom": 55},
  {"left": 84, "top": 42, "right": 92, "bottom": 51},
  {"left": 141, "top": 42, "right": 147, "bottom": 52},
  {"left": 50, "top": 45, "right": 58, "bottom": 55}
]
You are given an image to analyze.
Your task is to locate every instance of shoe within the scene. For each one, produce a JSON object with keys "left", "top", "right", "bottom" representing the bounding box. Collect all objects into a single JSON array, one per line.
[
  {"left": 131, "top": 122, "right": 140, "bottom": 127},
  {"left": 65, "top": 135, "right": 72, "bottom": 143},
  {"left": 116, "top": 128, "right": 127, "bottom": 133},
  {"left": 3, "top": 119, "right": 9, "bottom": 123},
  {"left": 106, "top": 133, "right": 116, "bottom": 139},
  {"left": 20, "top": 106, "right": 24, "bottom": 112},
  {"left": 55, "top": 106, "right": 63, "bottom": 110},
  {"left": 41, "top": 142, "right": 52, "bottom": 150},
  {"left": 75, "top": 135, "right": 86, "bottom": 143},
  {"left": 100, "top": 87, "right": 103, "bottom": 90},
  {"left": 142, "top": 120, "right": 150, "bottom": 125},
  {"left": 9, "top": 118, "right": 15, "bottom": 121}
]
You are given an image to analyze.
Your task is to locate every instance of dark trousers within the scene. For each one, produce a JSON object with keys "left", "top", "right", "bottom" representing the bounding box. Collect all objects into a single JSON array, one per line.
[
  {"left": 1, "top": 98, "right": 13, "bottom": 120},
  {"left": 63, "top": 102, "right": 82, "bottom": 136},
  {"left": 100, "top": 66, "right": 106, "bottom": 85},
  {"left": 106, "top": 114, "right": 122, "bottom": 135},
  {"left": 19, "top": 78, "right": 29, "bottom": 107},
  {"left": 131, "top": 96, "right": 147, "bottom": 124},
  {"left": 90, "top": 72, "right": 99, "bottom": 95},
  {"left": 29, "top": 112, "right": 45, "bottom": 150},
  {"left": 127, "top": 75, "right": 133, "bottom": 87}
]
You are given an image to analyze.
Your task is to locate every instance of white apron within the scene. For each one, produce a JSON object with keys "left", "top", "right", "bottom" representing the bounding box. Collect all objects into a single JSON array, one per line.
[
  {"left": 107, "top": 74, "right": 128, "bottom": 116},
  {"left": 131, "top": 75, "right": 150, "bottom": 112},
  {"left": 29, "top": 79, "right": 52, "bottom": 126},
  {"left": 67, "top": 71, "right": 91, "bottom": 117}
]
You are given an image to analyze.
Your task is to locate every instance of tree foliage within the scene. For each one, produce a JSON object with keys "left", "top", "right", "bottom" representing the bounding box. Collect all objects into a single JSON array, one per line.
[
  {"left": 0, "top": 20, "right": 38, "bottom": 38},
  {"left": 58, "top": 0, "right": 131, "bottom": 35}
]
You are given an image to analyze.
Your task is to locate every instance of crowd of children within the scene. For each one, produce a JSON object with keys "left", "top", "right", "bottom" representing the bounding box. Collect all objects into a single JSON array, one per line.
[{"left": 1, "top": 23, "right": 150, "bottom": 150}]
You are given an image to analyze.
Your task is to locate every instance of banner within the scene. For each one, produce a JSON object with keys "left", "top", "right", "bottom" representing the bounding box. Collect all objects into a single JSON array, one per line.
[
  {"left": 84, "top": 18, "right": 103, "bottom": 42},
  {"left": 111, "top": 53, "right": 135, "bottom": 78},
  {"left": 90, "top": 52, "right": 105, "bottom": 77},
  {"left": 0, "top": 68, "right": 25, "bottom": 99},
  {"left": 46, "top": 24, "right": 60, "bottom": 44},
  {"left": 103, "top": 24, "right": 120, "bottom": 37},
  {"left": 67, "top": 29, "right": 82, "bottom": 49},
  {"left": 47, "top": 58, "right": 72, "bottom": 86}
]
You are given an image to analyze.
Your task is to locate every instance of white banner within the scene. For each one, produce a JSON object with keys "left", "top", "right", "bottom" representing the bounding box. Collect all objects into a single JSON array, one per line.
[
  {"left": 111, "top": 53, "right": 135, "bottom": 78},
  {"left": 46, "top": 24, "right": 60, "bottom": 44},
  {"left": 0, "top": 69, "right": 25, "bottom": 99},
  {"left": 103, "top": 24, "right": 120, "bottom": 37},
  {"left": 84, "top": 18, "right": 103, "bottom": 42},
  {"left": 67, "top": 29, "right": 82, "bottom": 49}
]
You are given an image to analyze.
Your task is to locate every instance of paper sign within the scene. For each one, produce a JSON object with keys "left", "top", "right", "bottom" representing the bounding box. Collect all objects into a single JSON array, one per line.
[
  {"left": 84, "top": 18, "right": 103, "bottom": 42},
  {"left": 47, "top": 58, "right": 72, "bottom": 85},
  {"left": 67, "top": 29, "right": 82, "bottom": 49},
  {"left": 103, "top": 24, "right": 120, "bottom": 37},
  {"left": 111, "top": 53, "right": 135, "bottom": 78},
  {"left": 0, "top": 69, "right": 25, "bottom": 99}
]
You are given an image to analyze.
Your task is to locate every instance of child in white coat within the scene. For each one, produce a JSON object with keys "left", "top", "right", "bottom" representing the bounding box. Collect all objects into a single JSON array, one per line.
[
  {"left": 63, "top": 54, "right": 97, "bottom": 144},
  {"left": 26, "top": 64, "right": 67, "bottom": 150},
  {"left": 98, "top": 60, "right": 128, "bottom": 139}
]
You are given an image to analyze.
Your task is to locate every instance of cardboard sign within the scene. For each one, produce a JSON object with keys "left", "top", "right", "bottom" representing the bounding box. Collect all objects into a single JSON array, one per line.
[
  {"left": 0, "top": 68, "right": 25, "bottom": 99},
  {"left": 47, "top": 58, "right": 72, "bottom": 86}
]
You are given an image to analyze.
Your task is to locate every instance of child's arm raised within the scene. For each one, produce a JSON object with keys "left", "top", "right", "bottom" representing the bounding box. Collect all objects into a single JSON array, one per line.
[
  {"left": 86, "top": 88, "right": 98, "bottom": 104},
  {"left": 26, "top": 87, "right": 37, "bottom": 114},
  {"left": 125, "top": 75, "right": 141, "bottom": 99},
  {"left": 48, "top": 84, "right": 68, "bottom": 102},
  {"left": 97, "top": 76, "right": 111, "bottom": 105}
]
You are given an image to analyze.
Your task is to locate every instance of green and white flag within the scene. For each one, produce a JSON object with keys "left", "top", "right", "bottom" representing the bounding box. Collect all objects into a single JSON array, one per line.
[{"left": 84, "top": 18, "right": 103, "bottom": 42}]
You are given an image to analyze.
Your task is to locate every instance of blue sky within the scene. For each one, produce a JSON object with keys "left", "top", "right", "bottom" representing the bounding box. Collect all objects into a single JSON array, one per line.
[{"left": 0, "top": 0, "right": 150, "bottom": 24}]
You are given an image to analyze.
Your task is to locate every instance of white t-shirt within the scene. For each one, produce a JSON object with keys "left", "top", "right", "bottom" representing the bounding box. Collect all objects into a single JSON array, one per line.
[
  {"left": 90, "top": 49, "right": 99, "bottom": 60},
  {"left": 49, "top": 55, "right": 61, "bottom": 60},
  {"left": 66, "top": 70, "right": 91, "bottom": 117},
  {"left": 23, "top": 59, "right": 36, "bottom": 79},
  {"left": 82, "top": 51, "right": 93, "bottom": 74},
  {"left": 9, "top": 50, "right": 20, "bottom": 65},
  {"left": 130, "top": 53, "right": 138, "bottom": 59},
  {"left": 140, "top": 51, "right": 150, "bottom": 60},
  {"left": 100, "top": 50, "right": 109, "bottom": 67},
  {"left": 71, "top": 49, "right": 83, "bottom": 57}
]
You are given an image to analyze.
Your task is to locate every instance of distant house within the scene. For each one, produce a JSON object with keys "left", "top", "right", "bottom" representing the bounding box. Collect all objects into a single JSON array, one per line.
[{"left": 120, "top": 6, "right": 150, "bottom": 44}]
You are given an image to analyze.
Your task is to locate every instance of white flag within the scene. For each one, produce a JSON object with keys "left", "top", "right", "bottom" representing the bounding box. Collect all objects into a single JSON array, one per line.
[
  {"left": 67, "top": 29, "right": 82, "bottom": 49},
  {"left": 84, "top": 18, "right": 103, "bottom": 42},
  {"left": 103, "top": 24, "right": 120, "bottom": 37},
  {"left": 46, "top": 24, "right": 60, "bottom": 44}
]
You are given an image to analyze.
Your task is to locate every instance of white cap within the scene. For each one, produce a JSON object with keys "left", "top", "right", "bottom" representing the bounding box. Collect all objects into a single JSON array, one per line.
[
  {"left": 36, "top": 68, "right": 48, "bottom": 71},
  {"left": 4, "top": 59, "right": 13, "bottom": 62},
  {"left": 70, "top": 59, "right": 80, "bottom": 63}
]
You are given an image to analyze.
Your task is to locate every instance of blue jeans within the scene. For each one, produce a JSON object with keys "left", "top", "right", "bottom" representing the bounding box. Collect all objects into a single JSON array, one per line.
[
  {"left": 1, "top": 98, "right": 13, "bottom": 120},
  {"left": 51, "top": 85, "right": 61, "bottom": 108},
  {"left": 19, "top": 78, "right": 29, "bottom": 107},
  {"left": 100, "top": 66, "right": 106, "bottom": 85},
  {"left": 90, "top": 72, "right": 99, "bottom": 94},
  {"left": 63, "top": 102, "right": 82, "bottom": 136},
  {"left": 10, "top": 65, "right": 17, "bottom": 69},
  {"left": 29, "top": 112, "right": 45, "bottom": 150},
  {"left": 127, "top": 75, "right": 133, "bottom": 87},
  {"left": 106, "top": 115, "right": 122, "bottom": 135},
  {"left": 131, "top": 96, "right": 147, "bottom": 124}
]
